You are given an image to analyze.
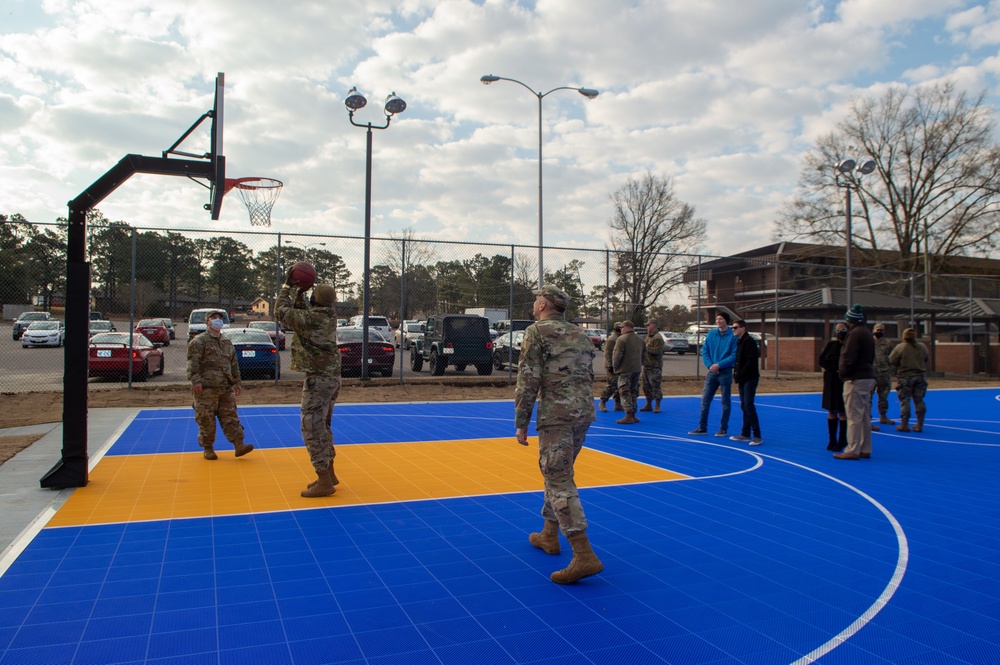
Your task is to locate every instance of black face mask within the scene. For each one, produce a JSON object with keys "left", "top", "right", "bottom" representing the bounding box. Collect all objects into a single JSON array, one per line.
[
  {"left": 836, "top": 329, "right": 847, "bottom": 341},
  {"left": 874, "top": 331, "right": 883, "bottom": 338}
]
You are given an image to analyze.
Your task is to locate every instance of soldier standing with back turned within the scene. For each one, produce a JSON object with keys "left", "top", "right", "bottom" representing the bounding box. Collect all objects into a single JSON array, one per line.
[
  {"left": 640, "top": 320, "right": 665, "bottom": 413},
  {"left": 515, "top": 285, "right": 603, "bottom": 585},
  {"left": 598, "top": 322, "right": 623, "bottom": 412},
  {"left": 275, "top": 269, "right": 342, "bottom": 497}
]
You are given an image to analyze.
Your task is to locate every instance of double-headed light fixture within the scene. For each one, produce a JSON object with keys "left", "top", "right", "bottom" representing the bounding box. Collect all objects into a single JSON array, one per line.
[
  {"left": 835, "top": 158, "right": 877, "bottom": 308},
  {"left": 480, "top": 74, "right": 599, "bottom": 288},
  {"left": 344, "top": 86, "right": 407, "bottom": 379}
]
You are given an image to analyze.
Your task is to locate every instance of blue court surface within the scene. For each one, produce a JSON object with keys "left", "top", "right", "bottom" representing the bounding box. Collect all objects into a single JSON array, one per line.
[{"left": 1, "top": 388, "right": 999, "bottom": 664}]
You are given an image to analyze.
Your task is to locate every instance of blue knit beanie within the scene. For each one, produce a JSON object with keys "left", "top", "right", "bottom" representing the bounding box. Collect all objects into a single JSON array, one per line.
[{"left": 845, "top": 304, "right": 865, "bottom": 324}]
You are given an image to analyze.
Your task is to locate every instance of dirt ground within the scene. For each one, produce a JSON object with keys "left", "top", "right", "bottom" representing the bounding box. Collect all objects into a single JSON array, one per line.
[{"left": 0, "top": 375, "right": 994, "bottom": 466}]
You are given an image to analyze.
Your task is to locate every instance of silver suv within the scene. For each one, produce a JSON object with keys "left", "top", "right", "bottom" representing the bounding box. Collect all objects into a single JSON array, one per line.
[{"left": 12, "top": 311, "right": 53, "bottom": 340}]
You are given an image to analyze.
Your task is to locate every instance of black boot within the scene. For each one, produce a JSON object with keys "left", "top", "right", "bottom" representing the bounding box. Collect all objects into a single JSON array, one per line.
[
  {"left": 825, "top": 418, "right": 839, "bottom": 451},
  {"left": 837, "top": 419, "right": 848, "bottom": 451}
]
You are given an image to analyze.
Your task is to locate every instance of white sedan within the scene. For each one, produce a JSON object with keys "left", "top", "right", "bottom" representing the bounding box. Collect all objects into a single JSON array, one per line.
[{"left": 22, "top": 320, "right": 65, "bottom": 347}]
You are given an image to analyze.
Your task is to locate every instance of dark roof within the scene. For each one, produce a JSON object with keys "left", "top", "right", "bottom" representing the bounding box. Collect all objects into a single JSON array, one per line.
[
  {"left": 740, "top": 287, "right": 957, "bottom": 315},
  {"left": 915, "top": 297, "right": 1000, "bottom": 321}
]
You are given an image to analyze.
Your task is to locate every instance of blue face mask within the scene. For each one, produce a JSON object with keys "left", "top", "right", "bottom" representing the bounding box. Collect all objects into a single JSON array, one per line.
[{"left": 209, "top": 318, "right": 225, "bottom": 331}]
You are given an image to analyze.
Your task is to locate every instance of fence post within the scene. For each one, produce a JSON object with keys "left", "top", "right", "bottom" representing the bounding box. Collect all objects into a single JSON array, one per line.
[
  {"left": 399, "top": 238, "right": 406, "bottom": 385},
  {"left": 128, "top": 227, "right": 137, "bottom": 388},
  {"left": 275, "top": 232, "right": 282, "bottom": 384},
  {"left": 508, "top": 245, "right": 515, "bottom": 383},
  {"left": 696, "top": 256, "right": 702, "bottom": 381},
  {"left": 969, "top": 277, "right": 975, "bottom": 379},
  {"left": 773, "top": 260, "right": 779, "bottom": 379}
]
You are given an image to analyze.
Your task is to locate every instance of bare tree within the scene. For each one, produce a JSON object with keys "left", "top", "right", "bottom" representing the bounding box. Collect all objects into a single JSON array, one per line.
[
  {"left": 379, "top": 228, "right": 438, "bottom": 274},
  {"left": 777, "top": 81, "right": 1000, "bottom": 272},
  {"left": 607, "top": 172, "right": 706, "bottom": 321}
]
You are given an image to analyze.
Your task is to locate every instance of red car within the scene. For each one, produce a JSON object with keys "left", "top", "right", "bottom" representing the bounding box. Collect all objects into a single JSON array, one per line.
[
  {"left": 135, "top": 319, "right": 170, "bottom": 346},
  {"left": 246, "top": 321, "right": 286, "bottom": 350},
  {"left": 89, "top": 332, "right": 164, "bottom": 382},
  {"left": 337, "top": 327, "right": 395, "bottom": 377}
]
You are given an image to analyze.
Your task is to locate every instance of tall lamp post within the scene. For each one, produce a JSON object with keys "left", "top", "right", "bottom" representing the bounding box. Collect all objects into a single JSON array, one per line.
[
  {"left": 284, "top": 239, "right": 326, "bottom": 263},
  {"left": 835, "top": 158, "right": 876, "bottom": 308},
  {"left": 344, "top": 86, "right": 406, "bottom": 379},
  {"left": 480, "top": 74, "right": 599, "bottom": 288}
]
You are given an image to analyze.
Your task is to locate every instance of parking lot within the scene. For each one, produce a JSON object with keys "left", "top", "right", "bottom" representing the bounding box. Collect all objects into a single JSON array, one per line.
[{"left": 1, "top": 319, "right": 702, "bottom": 393}]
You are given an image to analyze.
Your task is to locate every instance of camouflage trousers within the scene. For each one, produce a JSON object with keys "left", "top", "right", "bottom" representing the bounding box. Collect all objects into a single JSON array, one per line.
[
  {"left": 896, "top": 375, "right": 928, "bottom": 423},
  {"left": 873, "top": 372, "right": 892, "bottom": 416},
  {"left": 537, "top": 422, "right": 591, "bottom": 537},
  {"left": 301, "top": 375, "right": 342, "bottom": 472},
  {"left": 617, "top": 372, "right": 641, "bottom": 414},
  {"left": 641, "top": 364, "right": 663, "bottom": 401},
  {"left": 193, "top": 386, "right": 244, "bottom": 449},
  {"left": 599, "top": 365, "right": 620, "bottom": 402}
]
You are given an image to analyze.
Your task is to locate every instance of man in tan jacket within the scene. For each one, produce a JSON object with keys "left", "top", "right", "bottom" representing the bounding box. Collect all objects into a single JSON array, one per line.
[{"left": 612, "top": 320, "right": 644, "bottom": 425}]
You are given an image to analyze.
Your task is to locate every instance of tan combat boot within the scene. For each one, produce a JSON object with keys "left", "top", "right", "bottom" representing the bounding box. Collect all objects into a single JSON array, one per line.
[
  {"left": 234, "top": 442, "right": 254, "bottom": 457},
  {"left": 528, "top": 520, "right": 561, "bottom": 555},
  {"left": 913, "top": 415, "right": 924, "bottom": 433},
  {"left": 639, "top": 400, "right": 653, "bottom": 412},
  {"left": 203, "top": 446, "right": 218, "bottom": 460},
  {"left": 616, "top": 413, "right": 638, "bottom": 425},
  {"left": 613, "top": 401, "right": 624, "bottom": 412},
  {"left": 598, "top": 400, "right": 607, "bottom": 412},
  {"left": 896, "top": 421, "right": 910, "bottom": 432},
  {"left": 879, "top": 415, "right": 894, "bottom": 425},
  {"left": 301, "top": 470, "right": 336, "bottom": 498},
  {"left": 654, "top": 399, "right": 661, "bottom": 413},
  {"left": 308, "top": 460, "right": 341, "bottom": 489},
  {"left": 550, "top": 532, "right": 604, "bottom": 584}
]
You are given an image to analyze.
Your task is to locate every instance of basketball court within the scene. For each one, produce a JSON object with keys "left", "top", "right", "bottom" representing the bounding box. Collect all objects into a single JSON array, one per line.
[{"left": 2, "top": 389, "right": 999, "bottom": 664}]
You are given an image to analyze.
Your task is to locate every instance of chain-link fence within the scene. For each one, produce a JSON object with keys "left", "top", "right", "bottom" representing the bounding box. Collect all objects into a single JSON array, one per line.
[{"left": 2, "top": 220, "right": 998, "bottom": 393}]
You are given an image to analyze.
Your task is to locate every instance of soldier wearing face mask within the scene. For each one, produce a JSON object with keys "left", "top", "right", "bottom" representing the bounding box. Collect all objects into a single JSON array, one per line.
[
  {"left": 818, "top": 322, "right": 848, "bottom": 451},
  {"left": 187, "top": 310, "right": 253, "bottom": 460},
  {"left": 871, "top": 323, "right": 895, "bottom": 425},
  {"left": 276, "top": 272, "right": 342, "bottom": 498}
]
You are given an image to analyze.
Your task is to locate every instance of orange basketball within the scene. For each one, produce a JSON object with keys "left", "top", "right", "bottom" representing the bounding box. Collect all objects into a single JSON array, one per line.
[{"left": 289, "top": 261, "right": 317, "bottom": 289}]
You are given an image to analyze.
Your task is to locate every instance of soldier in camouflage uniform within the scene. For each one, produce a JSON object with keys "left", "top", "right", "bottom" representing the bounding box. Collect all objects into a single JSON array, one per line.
[
  {"left": 640, "top": 320, "right": 665, "bottom": 413},
  {"left": 872, "top": 323, "right": 895, "bottom": 425},
  {"left": 612, "top": 320, "right": 644, "bottom": 424},
  {"left": 515, "top": 284, "right": 604, "bottom": 585},
  {"left": 889, "top": 328, "right": 929, "bottom": 433},
  {"left": 187, "top": 310, "right": 253, "bottom": 460},
  {"left": 598, "top": 322, "right": 623, "bottom": 412},
  {"left": 275, "top": 270, "right": 342, "bottom": 498}
]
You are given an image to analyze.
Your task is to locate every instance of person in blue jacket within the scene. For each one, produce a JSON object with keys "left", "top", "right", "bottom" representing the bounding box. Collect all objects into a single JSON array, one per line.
[{"left": 688, "top": 312, "right": 738, "bottom": 436}]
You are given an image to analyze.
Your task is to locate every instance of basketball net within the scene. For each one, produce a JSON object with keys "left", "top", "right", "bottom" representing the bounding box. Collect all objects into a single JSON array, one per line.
[{"left": 226, "top": 177, "right": 283, "bottom": 227}]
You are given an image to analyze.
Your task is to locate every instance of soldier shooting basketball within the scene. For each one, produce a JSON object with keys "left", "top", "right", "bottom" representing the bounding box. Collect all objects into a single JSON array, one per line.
[{"left": 275, "top": 266, "right": 342, "bottom": 498}]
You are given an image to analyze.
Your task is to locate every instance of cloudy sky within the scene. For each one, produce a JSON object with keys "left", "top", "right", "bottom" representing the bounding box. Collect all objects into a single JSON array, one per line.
[{"left": 3, "top": 0, "right": 1000, "bottom": 261}]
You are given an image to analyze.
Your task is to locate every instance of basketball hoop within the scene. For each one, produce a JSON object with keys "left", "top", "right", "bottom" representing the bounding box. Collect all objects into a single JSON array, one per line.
[{"left": 226, "top": 177, "right": 283, "bottom": 227}]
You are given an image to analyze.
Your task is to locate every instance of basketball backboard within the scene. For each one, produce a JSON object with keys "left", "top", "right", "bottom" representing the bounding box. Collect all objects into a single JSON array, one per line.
[{"left": 208, "top": 72, "right": 226, "bottom": 220}]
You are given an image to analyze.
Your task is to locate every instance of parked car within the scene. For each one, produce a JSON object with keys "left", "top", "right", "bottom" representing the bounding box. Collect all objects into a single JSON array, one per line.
[
  {"left": 187, "top": 308, "right": 230, "bottom": 340},
  {"left": 494, "top": 319, "right": 533, "bottom": 335},
  {"left": 21, "top": 320, "right": 65, "bottom": 348},
  {"left": 89, "top": 320, "right": 116, "bottom": 337},
  {"left": 89, "top": 311, "right": 107, "bottom": 321},
  {"left": 12, "top": 311, "right": 52, "bottom": 340},
  {"left": 659, "top": 331, "right": 690, "bottom": 355},
  {"left": 88, "top": 332, "right": 164, "bottom": 381},
  {"left": 135, "top": 319, "right": 170, "bottom": 346},
  {"left": 581, "top": 328, "right": 604, "bottom": 349},
  {"left": 348, "top": 315, "right": 392, "bottom": 340},
  {"left": 226, "top": 329, "right": 278, "bottom": 379},
  {"left": 246, "top": 321, "right": 286, "bottom": 350},
  {"left": 492, "top": 330, "right": 526, "bottom": 370},
  {"left": 337, "top": 327, "right": 395, "bottom": 377},
  {"left": 393, "top": 320, "right": 425, "bottom": 350},
  {"left": 412, "top": 314, "right": 493, "bottom": 376},
  {"left": 161, "top": 318, "right": 176, "bottom": 340}
]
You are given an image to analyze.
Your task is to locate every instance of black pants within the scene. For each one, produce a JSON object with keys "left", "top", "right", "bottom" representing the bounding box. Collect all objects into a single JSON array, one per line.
[{"left": 738, "top": 377, "right": 761, "bottom": 438}]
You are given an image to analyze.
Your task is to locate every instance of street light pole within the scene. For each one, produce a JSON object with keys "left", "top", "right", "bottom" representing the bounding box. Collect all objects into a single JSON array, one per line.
[
  {"left": 345, "top": 87, "right": 406, "bottom": 380},
  {"left": 835, "top": 158, "right": 876, "bottom": 308},
  {"left": 480, "top": 74, "right": 599, "bottom": 288}
]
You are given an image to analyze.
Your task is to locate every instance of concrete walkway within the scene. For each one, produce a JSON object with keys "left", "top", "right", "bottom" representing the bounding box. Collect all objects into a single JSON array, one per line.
[{"left": 0, "top": 409, "right": 136, "bottom": 569}]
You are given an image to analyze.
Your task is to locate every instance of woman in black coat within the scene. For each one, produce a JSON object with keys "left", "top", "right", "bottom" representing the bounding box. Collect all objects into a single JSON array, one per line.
[{"left": 819, "top": 322, "right": 848, "bottom": 451}]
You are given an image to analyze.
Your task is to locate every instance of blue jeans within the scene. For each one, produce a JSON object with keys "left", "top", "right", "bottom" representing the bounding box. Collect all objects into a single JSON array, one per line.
[
  {"left": 738, "top": 377, "right": 760, "bottom": 438},
  {"left": 699, "top": 368, "right": 732, "bottom": 432}
]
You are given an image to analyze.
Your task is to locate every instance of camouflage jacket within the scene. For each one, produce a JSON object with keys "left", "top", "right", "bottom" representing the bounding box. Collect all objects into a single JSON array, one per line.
[
  {"left": 874, "top": 337, "right": 894, "bottom": 377},
  {"left": 514, "top": 318, "right": 597, "bottom": 429},
  {"left": 603, "top": 331, "right": 620, "bottom": 370},
  {"left": 643, "top": 331, "right": 665, "bottom": 367},
  {"left": 613, "top": 331, "right": 644, "bottom": 374},
  {"left": 275, "top": 285, "right": 341, "bottom": 377},
  {"left": 187, "top": 332, "right": 241, "bottom": 388}
]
